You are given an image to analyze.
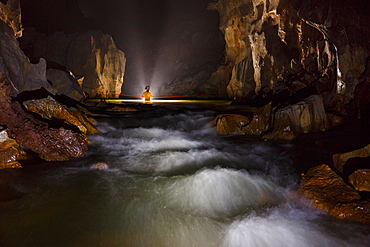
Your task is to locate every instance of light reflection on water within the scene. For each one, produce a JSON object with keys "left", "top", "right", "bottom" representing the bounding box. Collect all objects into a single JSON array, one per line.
[{"left": 0, "top": 108, "right": 369, "bottom": 247}]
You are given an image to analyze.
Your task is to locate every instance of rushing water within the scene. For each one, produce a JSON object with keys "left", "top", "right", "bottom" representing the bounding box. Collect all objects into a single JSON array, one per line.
[{"left": 0, "top": 105, "right": 369, "bottom": 247}]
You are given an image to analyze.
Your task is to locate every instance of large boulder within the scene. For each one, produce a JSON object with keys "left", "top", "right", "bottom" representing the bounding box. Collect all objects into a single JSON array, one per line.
[
  {"left": 22, "top": 96, "right": 100, "bottom": 135},
  {"left": 349, "top": 169, "right": 370, "bottom": 192},
  {"left": 0, "top": 73, "right": 89, "bottom": 161},
  {"left": 263, "top": 95, "right": 331, "bottom": 140},
  {"left": 34, "top": 31, "right": 126, "bottom": 98},
  {"left": 211, "top": 114, "right": 250, "bottom": 135},
  {"left": 300, "top": 164, "right": 370, "bottom": 223},
  {"left": 0, "top": 129, "right": 25, "bottom": 169}
]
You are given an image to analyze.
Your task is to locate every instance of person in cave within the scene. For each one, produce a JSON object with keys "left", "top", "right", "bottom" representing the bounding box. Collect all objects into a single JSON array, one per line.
[{"left": 142, "top": 86, "right": 153, "bottom": 103}]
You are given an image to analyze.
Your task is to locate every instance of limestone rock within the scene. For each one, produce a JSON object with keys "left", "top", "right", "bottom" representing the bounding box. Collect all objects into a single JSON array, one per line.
[
  {"left": 34, "top": 31, "right": 126, "bottom": 98},
  {"left": 46, "top": 68, "right": 85, "bottom": 101},
  {"left": 22, "top": 96, "right": 99, "bottom": 135},
  {"left": 0, "top": 20, "right": 55, "bottom": 96},
  {"left": 349, "top": 169, "right": 370, "bottom": 192},
  {"left": 212, "top": 0, "right": 370, "bottom": 118},
  {"left": 211, "top": 114, "right": 250, "bottom": 135},
  {"left": 242, "top": 102, "right": 272, "bottom": 135},
  {"left": 0, "top": 75, "right": 89, "bottom": 161},
  {"left": 0, "top": 130, "right": 24, "bottom": 169},
  {"left": 263, "top": 95, "right": 330, "bottom": 140},
  {"left": 90, "top": 162, "right": 108, "bottom": 170},
  {"left": 333, "top": 144, "right": 370, "bottom": 172},
  {"left": 0, "top": 0, "right": 22, "bottom": 37},
  {"left": 300, "top": 164, "right": 361, "bottom": 215},
  {"left": 331, "top": 199, "right": 370, "bottom": 224}
]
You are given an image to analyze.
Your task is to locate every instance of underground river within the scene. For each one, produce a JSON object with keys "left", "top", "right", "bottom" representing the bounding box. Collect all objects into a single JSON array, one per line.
[{"left": 0, "top": 103, "right": 369, "bottom": 246}]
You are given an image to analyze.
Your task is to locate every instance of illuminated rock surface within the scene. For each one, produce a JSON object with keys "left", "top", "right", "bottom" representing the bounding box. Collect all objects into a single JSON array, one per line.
[
  {"left": 0, "top": 0, "right": 22, "bottom": 37},
  {"left": 0, "top": 74, "right": 89, "bottom": 161},
  {"left": 349, "top": 169, "right": 370, "bottom": 192},
  {"left": 34, "top": 31, "right": 126, "bottom": 98},
  {"left": 0, "top": 130, "right": 24, "bottom": 169}
]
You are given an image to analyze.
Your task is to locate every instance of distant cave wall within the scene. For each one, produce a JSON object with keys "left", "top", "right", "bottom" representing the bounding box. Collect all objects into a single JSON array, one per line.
[
  {"left": 34, "top": 31, "right": 126, "bottom": 98},
  {"left": 212, "top": 0, "right": 370, "bottom": 114}
]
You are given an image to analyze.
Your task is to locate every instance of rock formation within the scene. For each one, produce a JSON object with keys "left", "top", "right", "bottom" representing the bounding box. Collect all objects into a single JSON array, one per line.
[
  {"left": 0, "top": 0, "right": 22, "bottom": 37},
  {"left": 0, "top": 19, "right": 55, "bottom": 96},
  {"left": 34, "top": 31, "right": 126, "bottom": 98},
  {"left": 0, "top": 73, "right": 89, "bottom": 161},
  {"left": 210, "top": 0, "right": 370, "bottom": 114}
]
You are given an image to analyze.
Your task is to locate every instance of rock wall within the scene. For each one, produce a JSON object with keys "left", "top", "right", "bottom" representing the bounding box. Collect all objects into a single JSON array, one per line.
[
  {"left": 210, "top": 0, "right": 370, "bottom": 117},
  {"left": 34, "top": 31, "right": 126, "bottom": 98},
  {"left": 0, "top": 0, "right": 22, "bottom": 37}
]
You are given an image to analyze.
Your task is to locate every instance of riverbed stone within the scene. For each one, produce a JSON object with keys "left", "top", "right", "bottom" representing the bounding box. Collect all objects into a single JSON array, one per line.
[
  {"left": 331, "top": 199, "right": 370, "bottom": 224},
  {"left": 0, "top": 130, "right": 25, "bottom": 169},
  {"left": 22, "top": 96, "right": 99, "bottom": 135},
  {"left": 300, "top": 164, "right": 361, "bottom": 214},
  {"left": 263, "top": 95, "right": 330, "bottom": 141},
  {"left": 332, "top": 144, "right": 370, "bottom": 172},
  {"left": 0, "top": 74, "right": 89, "bottom": 161},
  {"left": 211, "top": 114, "right": 250, "bottom": 135},
  {"left": 348, "top": 169, "right": 370, "bottom": 192},
  {"left": 241, "top": 102, "right": 272, "bottom": 136}
]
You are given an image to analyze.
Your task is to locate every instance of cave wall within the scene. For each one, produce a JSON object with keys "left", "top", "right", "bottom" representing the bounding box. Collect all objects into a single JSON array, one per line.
[
  {"left": 33, "top": 31, "right": 126, "bottom": 98},
  {"left": 211, "top": 0, "right": 370, "bottom": 116}
]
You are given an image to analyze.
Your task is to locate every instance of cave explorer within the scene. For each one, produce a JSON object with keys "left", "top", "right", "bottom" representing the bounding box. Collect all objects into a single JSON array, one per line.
[{"left": 142, "top": 86, "right": 153, "bottom": 103}]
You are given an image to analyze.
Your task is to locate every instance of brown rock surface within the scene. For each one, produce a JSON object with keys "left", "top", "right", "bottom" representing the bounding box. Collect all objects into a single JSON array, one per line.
[
  {"left": 211, "top": 114, "right": 250, "bottom": 135},
  {"left": 242, "top": 102, "right": 272, "bottom": 135},
  {"left": 22, "top": 96, "right": 99, "bottom": 135},
  {"left": 263, "top": 95, "right": 330, "bottom": 140},
  {"left": 331, "top": 199, "right": 370, "bottom": 224},
  {"left": 0, "top": 73, "right": 89, "bottom": 161},
  {"left": 0, "top": 0, "right": 22, "bottom": 37},
  {"left": 0, "top": 130, "right": 24, "bottom": 169},
  {"left": 333, "top": 144, "right": 370, "bottom": 172},
  {"left": 349, "top": 169, "right": 370, "bottom": 192},
  {"left": 300, "top": 164, "right": 361, "bottom": 213}
]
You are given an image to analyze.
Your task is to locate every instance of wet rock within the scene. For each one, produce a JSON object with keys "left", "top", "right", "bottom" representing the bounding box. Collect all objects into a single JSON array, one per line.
[
  {"left": 34, "top": 31, "right": 126, "bottom": 98},
  {"left": 0, "top": 75, "right": 89, "bottom": 161},
  {"left": 0, "top": 20, "right": 55, "bottom": 96},
  {"left": 331, "top": 199, "right": 370, "bottom": 224},
  {"left": 23, "top": 96, "right": 99, "bottom": 135},
  {"left": 0, "top": 0, "right": 22, "bottom": 37},
  {"left": 263, "top": 95, "right": 330, "bottom": 140},
  {"left": 242, "top": 102, "right": 272, "bottom": 135},
  {"left": 90, "top": 162, "right": 108, "bottom": 170},
  {"left": 211, "top": 114, "right": 250, "bottom": 135},
  {"left": 333, "top": 144, "right": 370, "bottom": 172},
  {"left": 0, "top": 130, "right": 24, "bottom": 169},
  {"left": 300, "top": 164, "right": 361, "bottom": 213},
  {"left": 348, "top": 169, "right": 370, "bottom": 192}
]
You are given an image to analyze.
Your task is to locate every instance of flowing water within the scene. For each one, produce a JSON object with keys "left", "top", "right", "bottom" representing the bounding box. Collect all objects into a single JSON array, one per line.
[{"left": 0, "top": 104, "right": 369, "bottom": 247}]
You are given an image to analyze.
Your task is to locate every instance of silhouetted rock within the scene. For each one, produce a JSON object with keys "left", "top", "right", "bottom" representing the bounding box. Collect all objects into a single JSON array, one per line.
[
  {"left": 0, "top": 20, "right": 55, "bottom": 96},
  {"left": 46, "top": 68, "right": 85, "bottom": 101}
]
